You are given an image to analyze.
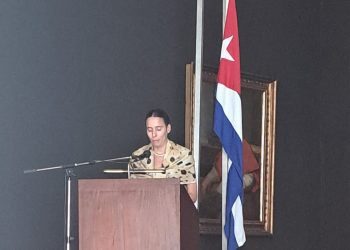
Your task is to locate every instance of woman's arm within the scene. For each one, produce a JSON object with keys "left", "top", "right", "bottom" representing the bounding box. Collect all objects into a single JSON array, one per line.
[{"left": 186, "top": 182, "right": 197, "bottom": 203}]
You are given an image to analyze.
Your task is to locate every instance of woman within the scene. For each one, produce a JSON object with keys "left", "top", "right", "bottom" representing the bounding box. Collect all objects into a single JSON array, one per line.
[{"left": 129, "top": 109, "right": 197, "bottom": 202}]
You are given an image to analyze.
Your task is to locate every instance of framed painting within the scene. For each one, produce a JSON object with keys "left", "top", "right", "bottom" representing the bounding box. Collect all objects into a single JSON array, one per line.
[{"left": 185, "top": 63, "right": 276, "bottom": 235}]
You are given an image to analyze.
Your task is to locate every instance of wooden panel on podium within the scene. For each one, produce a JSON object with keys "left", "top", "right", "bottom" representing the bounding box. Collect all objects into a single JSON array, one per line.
[
  {"left": 180, "top": 185, "right": 199, "bottom": 250},
  {"left": 78, "top": 178, "right": 198, "bottom": 250}
]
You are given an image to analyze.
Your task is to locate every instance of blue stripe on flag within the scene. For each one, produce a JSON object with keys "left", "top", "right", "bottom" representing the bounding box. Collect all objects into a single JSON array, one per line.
[{"left": 214, "top": 100, "right": 244, "bottom": 250}]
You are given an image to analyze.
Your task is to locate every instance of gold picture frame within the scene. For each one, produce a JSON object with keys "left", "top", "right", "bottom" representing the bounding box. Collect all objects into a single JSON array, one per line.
[{"left": 185, "top": 63, "right": 276, "bottom": 236}]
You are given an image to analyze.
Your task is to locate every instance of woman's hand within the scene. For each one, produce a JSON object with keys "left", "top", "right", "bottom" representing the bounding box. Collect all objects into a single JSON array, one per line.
[{"left": 186, "top": 182, "right": 198, "bottom": 203}]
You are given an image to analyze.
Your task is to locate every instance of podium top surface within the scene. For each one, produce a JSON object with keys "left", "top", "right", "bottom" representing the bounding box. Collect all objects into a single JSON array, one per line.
[{"left": 78, "top": 178, "right": 180, "bottom": 189}]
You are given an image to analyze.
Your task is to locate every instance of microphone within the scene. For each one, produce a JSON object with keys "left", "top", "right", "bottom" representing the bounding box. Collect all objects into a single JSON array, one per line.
[{"left": 131, "top": 150, "right": 151, "bottom": 162}]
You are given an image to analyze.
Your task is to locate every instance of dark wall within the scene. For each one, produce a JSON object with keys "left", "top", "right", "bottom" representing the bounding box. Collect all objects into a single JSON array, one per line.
[
  {"left": 319, "top": 1, "right": 350, "bottom": 249},
  {"left": 0, "top": 1, "right": 195, "bottom": 249},
  {"left": 202, "top": 0, "right": 349, "bottom": 250}
]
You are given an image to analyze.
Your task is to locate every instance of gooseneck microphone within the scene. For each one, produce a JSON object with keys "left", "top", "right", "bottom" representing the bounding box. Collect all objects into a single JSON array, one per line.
[
  {"left": 131, "top": 149, "right": 151, "bottom": 161},
  {"left": 23, "top": 150, "right": 153, "bottom": 174}
]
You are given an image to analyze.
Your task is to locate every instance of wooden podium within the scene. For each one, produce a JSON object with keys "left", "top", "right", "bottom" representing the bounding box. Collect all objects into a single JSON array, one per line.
[{"left": 78, "top": 178, "right": 199, "bottom": 250}]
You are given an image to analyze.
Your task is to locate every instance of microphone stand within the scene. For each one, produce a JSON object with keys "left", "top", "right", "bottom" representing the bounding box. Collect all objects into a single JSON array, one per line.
[
  {"left": 64, "top": 168, "right": 74, "bottom": 250},
  {"left": 23, "top": 155, "right": 131, "bottom": 250}
]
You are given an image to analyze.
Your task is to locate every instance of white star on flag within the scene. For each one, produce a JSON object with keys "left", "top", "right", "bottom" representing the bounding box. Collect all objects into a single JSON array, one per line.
[{"left": 220, "top": 35, "right": 235, "bottom": 61}]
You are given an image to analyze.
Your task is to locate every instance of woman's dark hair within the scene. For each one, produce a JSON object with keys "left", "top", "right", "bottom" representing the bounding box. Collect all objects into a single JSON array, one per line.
[{"left": 145, "top": 109, "right": 171, "bottom": 126}]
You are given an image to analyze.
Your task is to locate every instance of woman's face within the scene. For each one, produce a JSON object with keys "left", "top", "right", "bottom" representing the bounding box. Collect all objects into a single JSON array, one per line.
[{"left": 146, "top": 117, "right": 171, "bottom": 149}]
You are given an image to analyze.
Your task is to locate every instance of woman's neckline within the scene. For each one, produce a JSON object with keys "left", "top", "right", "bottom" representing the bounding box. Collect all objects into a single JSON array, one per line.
[{"left": 153, "top": 151, "right": 165, "bottom": 157}]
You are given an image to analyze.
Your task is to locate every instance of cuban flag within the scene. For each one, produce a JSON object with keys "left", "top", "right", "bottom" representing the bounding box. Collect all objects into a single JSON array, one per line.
[{"left": 213, "top": 0, "right": 246, "bottom": 249}]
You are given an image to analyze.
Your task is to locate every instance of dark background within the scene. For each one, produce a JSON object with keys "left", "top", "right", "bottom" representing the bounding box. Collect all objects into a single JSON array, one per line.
[{"left": 0, "top": 0, "right": 348, "bottom": 249}]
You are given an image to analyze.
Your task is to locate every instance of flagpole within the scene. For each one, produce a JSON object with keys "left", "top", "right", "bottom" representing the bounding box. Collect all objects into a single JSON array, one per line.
[
  {"left": 222, "top": 1, "right": 228, "bottom": 249},
  {"left": 223, "top": 0, "right": 228, "bottom": 28},
  {"left": 194, "top": 0, "right": 204, "bottom": 208}
]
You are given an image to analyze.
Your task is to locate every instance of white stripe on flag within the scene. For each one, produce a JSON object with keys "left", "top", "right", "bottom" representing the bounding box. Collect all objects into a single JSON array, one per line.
[
  {"left": 222, "top": 150, "right": 228, "bottom": 249},
  {"left": 231, "top": 196, "right": 246, "bottom": 247},
  {"left": 216, "top": 83, "right": 242, "bottom": 140}
]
